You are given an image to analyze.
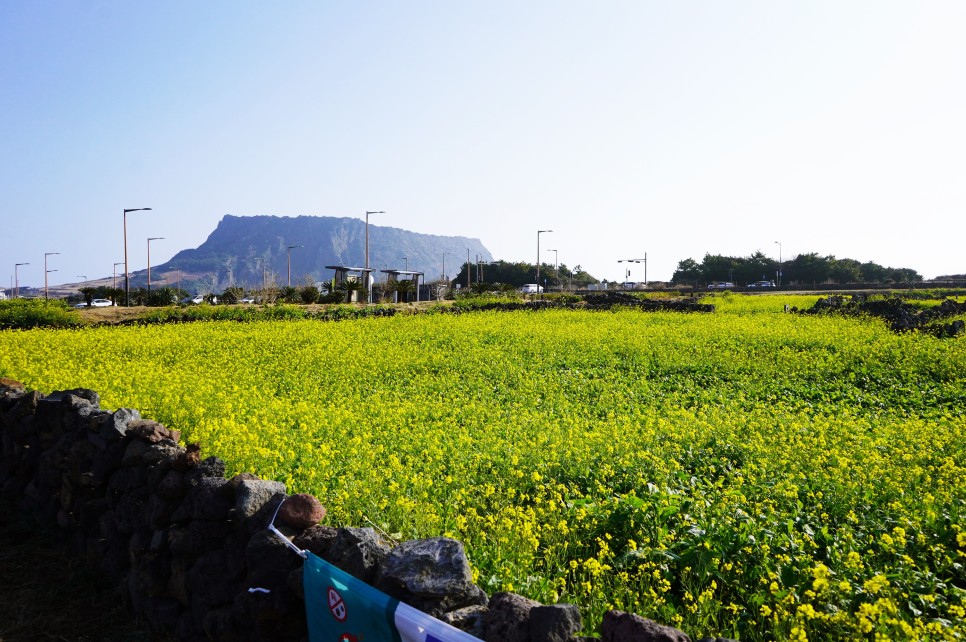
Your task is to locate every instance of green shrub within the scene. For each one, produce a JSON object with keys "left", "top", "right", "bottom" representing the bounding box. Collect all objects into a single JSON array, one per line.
[{"left": 0, "top": 299, "right": 86, "bottom": 330}]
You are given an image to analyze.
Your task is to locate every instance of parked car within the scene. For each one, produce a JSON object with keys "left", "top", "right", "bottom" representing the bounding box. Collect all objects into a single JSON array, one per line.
[
  {"left": 520, "top": 284, "right": 543, "bottom": 294},
  {"left": 182, "top": 295, "right": 206, "bottom": 305},
  {"left": 239, "top": 297, "right": 256, "bottom": 304},
  {"left": 708, "top": 282, "right": 735, "bottom": 290},
  {"left": 754, "top": 281, "right": 776, "bottom": 288},
  {"left": 74, "top": 298, "right": 113, "bottom": 308}
]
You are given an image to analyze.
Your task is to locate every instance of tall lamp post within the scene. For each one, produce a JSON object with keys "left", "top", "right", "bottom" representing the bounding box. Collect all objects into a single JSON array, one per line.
[
  {"left": 546, "top": 249, "right": 558, "bottom": 290},
  {"left": 400, "top": 256, "right": 408, "bottom": 271},
  {"left": 113, "top": 262, "right": 124, "bottom": 291},
  {"left": 774, "top": 241, "right": 782, "bottom": 287},
  {"left": 618, "top": 254, "right": 647, "bottom": 288},
  {"left": 14, "top": 263, "right": 29, "bottom": 298},
  {"left": 286, "top": 245, "right": 302, "bottom": 287},
  {"left": 124, "top": 207, "right": 152, "bottom": 306},
  {"left": 536, "top": 230, "right": 552, "bottom": 293},
  {"left": 255, "top": 258, "right": 265, "bottom": 291},
  {"left": 365, "top": 211, "right": 384, "bottom": 303},
  {"left": 44, "top": 252, "right": 60, "bottom": 300},
  {"left": 147, "top": 237, "right": 164, "bottom": 294}
]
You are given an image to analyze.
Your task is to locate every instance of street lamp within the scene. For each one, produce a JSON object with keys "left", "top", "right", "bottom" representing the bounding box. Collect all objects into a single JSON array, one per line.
[
  {"left": 44, "top": 252, "right": 60, "bottom": 300},
  {"left": 618, "top": 254, "right": 647, "bottom": 288},
  {"left": 774, "top": 241, "right": 782, "bottom": 287},
  {"left": 287, "top": 245, "right": 302, "bottom": 287},
  {"left": 14, "top": 262, "right": 29, "bottom": 298},
  {"left": 113, "top": 262, "right": 124, "bottom": 291},
  {"left": 536, "top": 230, "right": 552, "bottom": 293},
  {"left": 147, "top": 237, "right": 164, "bottom": 294},
  {"left": 365, "top": 211, "right": 384, "bottom": 303},
  {"left": 124, "top": 207, "right": 152, "bottom": 306},
  {"left": 255, "top": 258, "right": 266, "bottom": 291},
  {"left": 547, "top": 249, "right": 558, "bottom": 290},
  {"left": 400, "top": 256, "right": 408, "bottom": 271}
]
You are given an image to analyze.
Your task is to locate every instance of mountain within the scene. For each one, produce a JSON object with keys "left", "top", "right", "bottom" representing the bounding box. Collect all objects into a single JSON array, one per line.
[{"left": 149, "top": 215, "right": 493, "bottom": 290}]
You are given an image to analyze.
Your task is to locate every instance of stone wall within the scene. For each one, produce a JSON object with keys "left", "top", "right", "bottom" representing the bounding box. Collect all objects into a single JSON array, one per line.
[{"left": 0, "top": 380, "right": 723, "bottom": 642}]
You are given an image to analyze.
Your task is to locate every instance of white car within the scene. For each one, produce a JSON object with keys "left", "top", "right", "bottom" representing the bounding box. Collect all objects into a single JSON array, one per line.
[
  {"left": 74, "top": 298, "right": 113, "bottom": 308},
  {"left": 520, "top": 284, "right": 543, "bottom": 294}
]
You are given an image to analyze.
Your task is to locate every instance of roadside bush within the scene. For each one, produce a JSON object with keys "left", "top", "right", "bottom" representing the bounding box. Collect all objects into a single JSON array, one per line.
[
  {"left": 0, "top": 299, "right": 86, "bottom": 330},
  {"left": 300, "top": 285, "right": 320, "bottom": 304}
]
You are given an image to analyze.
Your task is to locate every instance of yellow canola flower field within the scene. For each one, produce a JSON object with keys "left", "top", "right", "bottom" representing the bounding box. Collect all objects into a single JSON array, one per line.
[{"left": 3, "top": 294, "right": 966, "bottom": 641}]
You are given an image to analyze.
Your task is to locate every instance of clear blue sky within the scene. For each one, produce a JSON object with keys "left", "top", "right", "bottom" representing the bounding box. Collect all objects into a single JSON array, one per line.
[{"left": 2, "top": 1, "right": 964, "bottom": 290}]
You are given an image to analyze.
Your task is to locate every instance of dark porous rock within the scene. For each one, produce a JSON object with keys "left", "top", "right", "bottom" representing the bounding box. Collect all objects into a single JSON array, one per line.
[
  {"left": 292, "top": 524, "right": 338, "bottom": 558},
  {"left": 147, "top": 494, "right": 183, "bottom": 529},
  {"left": 187, "top": 549, "right": 244, "bottom": 607},
  {"left": 8, "top": 390, "right": 41, "bottom": 423},
  {"left": 113, "top": 487, "right": 149, "bottom": 534},
  {"left": 202, "top": 606, "right": 243, "bottom": 642},
  {"left": 156, "top": 469, "right": 189, "bottom": 499},
  {"left": 140, "top": 440, "right": 185, "bottom": 467},
  {"left": 375, "top": 536, "right": 485, "bottom": 617},
  {"left": 172, "top": 442, "right": 202, "bottom": 471},
  {"left": 129, "top": 551, "right": 173, "bottom": 600},
  {"left": 278, "top": 493, "right": 327, "bottom": 529},
  {"left": 236, "top": 479, "right": 287, "bottom": 524},
  {"left": 168, "top": 520, "right": 233, "bottom": 561},
  {"left": 327, "top": 527, "right": 392, "bottom": 584},
  {"left": 121, "top": 438, "right": 152, "bottom": 467},
  {"left": 288, "top": 567, "right": 305, "bottom": 600},
  {"left": 92, "top": 439, "right": 127, "bottom": 487},
  {"left": 226, "top": 471, "right": 260, "bottom": 489},
  {"left": 109, "top": 466, "right": 148, "bottom": 494},
  {"left": 181, "top": 476, "right": 232, "bottom": 522},
  {"left": 185, "top": 456, "right": 227, "bottom": 485},
  {"left": 481, "top": 592, "right": 541, "bottom": 642},
  {"left": 169, "top": 558, "right": 190, "bottom": 606},
  {"left": 601, "top": 611, "right": 692, "bottom": 642},
  {"left": 231, "top": 583, "right": 306, "bottom": 641},
  {"left": 142, "top": 596, "right": 183, "bottom": 633},
  {"left": 246, "top": 529, "right": 303, "bottom": 591},
  {"left": 127, "top": 418, "right": 181, "bottom": 444},
  {"left": 442, "top": 604, "right": 488, "bottom": 637},
  {"left": 55, "top": 388, "right": 100, "bottom": 408},
  {"left": 96, "top": 407, "right": 141, "bottom": 444},
  {"left": 65, "top": 437, "right": 97, "bottom": 486},
  {"left": 530, "top": 604, "right": 582, "bottom": 642},
  {"left": 63, "top": 397, "right": 95, "bottom": 432}
]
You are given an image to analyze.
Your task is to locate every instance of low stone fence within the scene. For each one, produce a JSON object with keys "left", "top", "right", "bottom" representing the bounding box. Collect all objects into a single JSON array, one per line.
[{"left": 0, "top": 380, "right": 725, "bottom": 642}]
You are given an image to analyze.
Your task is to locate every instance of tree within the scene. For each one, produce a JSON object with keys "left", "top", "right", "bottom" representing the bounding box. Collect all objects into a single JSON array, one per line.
[
  {"left": 77, "top": 287, "right": 97, "bottom": 306},
  {"left": 300, "top": 285, "right": 320, "bottom": 304},
  {"left": 672, "top": 259, "right": 703, "bottom": 285},
  {"left": 221, "top": 286, "right": 244, "bottom": 304},
  {"left": 828, "top": 258, "right": 862, "bottom": 284}
]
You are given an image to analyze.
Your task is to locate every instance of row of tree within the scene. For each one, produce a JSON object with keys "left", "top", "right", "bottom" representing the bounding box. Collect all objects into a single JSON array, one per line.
[
  {"left": 449, "top": 260, "right": 598, "bottom": 290},
  {"left": 672, "top": 252, "right": 922, "bottom": 286}
]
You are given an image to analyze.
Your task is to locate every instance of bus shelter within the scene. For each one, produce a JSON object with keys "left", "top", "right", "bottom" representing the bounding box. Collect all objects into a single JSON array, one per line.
[
  {"left": 324, "top": 265, "right": 374, "bottom": 303},
  {"left": 381, "top": 269, "right": 424, "bottom": 303}
]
